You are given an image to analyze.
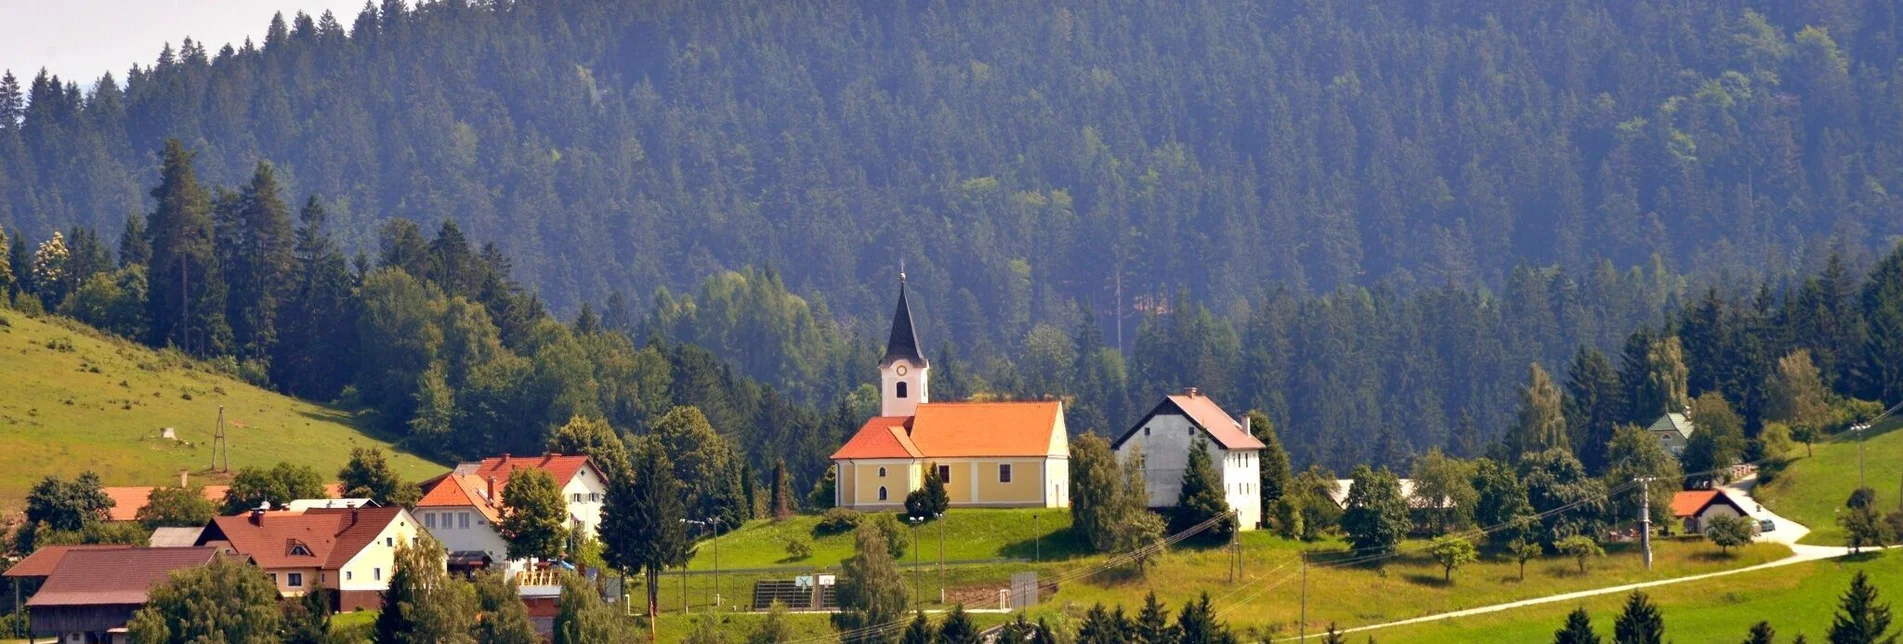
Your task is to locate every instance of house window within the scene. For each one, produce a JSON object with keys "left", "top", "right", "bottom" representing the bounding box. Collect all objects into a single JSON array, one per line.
[
  {"left": 896, "top": 382, "right": 908, "bottom": 399},
  {"left": 270, "top": 573, "right": 278, "bottom": 585},
  {"left": 878, "top": 486, "right": 888, "bottom": 501},
  {"left": 374, "top": 568, "right": 382, "bottom": 581},
  {"left": 459, "top": 512, "right": 470, "bottom": 529},
  {"left": 319, "top": 573, "right": 326, "bottom": 583},
  {"left": 572, "top": 493, "right": 583, "bottom": 503},
  {"left": 346, "top": 571, "right": 353, "bottom": 581},
  {"left": 288, "top": 573, "right": 304, "bottom": 587},
  {"left": 878, "top": 467, "right": 887, "bottom": 478},
  {"left": 1144, "top": 426, "right": 1151, "bottom": 436},
  {"left": 999, "top": 464, "right": 1013, "bottom": 483},
  {"left": 385, "top": 538, "right": 394, "bottom": 547},
  {"left": 425, "top": 512, "right": 436, "bottom": 529},
  {"left": 938, "top": 465, "right": 951, "bottom": 482}
]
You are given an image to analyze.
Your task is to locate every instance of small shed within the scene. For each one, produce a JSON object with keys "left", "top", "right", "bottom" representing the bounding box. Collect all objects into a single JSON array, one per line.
[{"left": 1671, "top": 489, "right": 1749, "bottom": 534}]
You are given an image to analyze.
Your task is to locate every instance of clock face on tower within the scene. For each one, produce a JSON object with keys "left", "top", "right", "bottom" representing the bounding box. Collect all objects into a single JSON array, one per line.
[{"left": 896, "top": 364, "right": 908, "bottom": 376}]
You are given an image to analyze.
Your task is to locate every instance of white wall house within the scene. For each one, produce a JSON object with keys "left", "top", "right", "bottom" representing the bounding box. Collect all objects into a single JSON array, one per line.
[
  {"left": 416, "top": 454, "right": 609, "bottom": 572},
  {"left": 1111, "top": 388, "right": 1266, "bottom": 530}
]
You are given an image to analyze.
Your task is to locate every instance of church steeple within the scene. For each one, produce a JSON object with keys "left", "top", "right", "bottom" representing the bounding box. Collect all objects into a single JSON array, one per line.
[{"left": 879, "top": 273, "right": 929, "bottom": 416}]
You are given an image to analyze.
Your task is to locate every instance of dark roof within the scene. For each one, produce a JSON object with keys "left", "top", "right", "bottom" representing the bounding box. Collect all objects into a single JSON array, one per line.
[
  {"left": 25, "top": 547, "right": 218, "bottom": 607},
  {"left": 198, "top": 506, "right": 405, "bottom": 569},
  {"left": 879, "top": 278, "right": 928, "bottom": 368}
]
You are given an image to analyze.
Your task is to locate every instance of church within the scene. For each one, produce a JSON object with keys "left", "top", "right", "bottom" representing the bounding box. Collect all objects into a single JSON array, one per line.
[{"left": 829, "top": 277, "right": 1071, "bottom": 510}]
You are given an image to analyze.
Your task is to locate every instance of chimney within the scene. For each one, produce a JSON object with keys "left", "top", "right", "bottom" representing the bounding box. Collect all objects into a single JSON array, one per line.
[
  {"left": 499, "top": 453, "right": 509, "bottom": 464},
  {"left": 1183, "top": 386, "right": 1200, "bottom": 397},
  {"left": 249, "top": 507, "right": 265, "bottom": 525},
  {"left": 486, "top": 476, "right": 498, "bottom": 502},
  {"left": 349, "top": 509, "right": 360, "bottom": 528}
]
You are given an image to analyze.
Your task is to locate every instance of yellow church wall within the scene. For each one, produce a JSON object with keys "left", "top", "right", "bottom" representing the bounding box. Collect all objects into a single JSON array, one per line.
[{"left": 843, "top": 460, "right": 918, "bottom": 508}]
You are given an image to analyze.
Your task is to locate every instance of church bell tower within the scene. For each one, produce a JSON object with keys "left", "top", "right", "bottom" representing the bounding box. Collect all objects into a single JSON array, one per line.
[{"left": 879, "top": 274, "right": 929, "bottom": 417}]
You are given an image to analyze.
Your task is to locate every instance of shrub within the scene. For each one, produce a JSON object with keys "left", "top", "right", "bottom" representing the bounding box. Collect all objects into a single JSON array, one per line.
[
  {"left": 784, "top": 537, "right": 813, "bottom": 560},
  {"left": 814, "top": 508, "right": 861, "bottom": 536}
]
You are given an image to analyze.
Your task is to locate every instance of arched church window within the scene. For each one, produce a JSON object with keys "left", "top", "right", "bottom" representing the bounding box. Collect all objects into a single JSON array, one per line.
[
  {"left": 878, "top": 467, "right": 887, "bottom": 478},
  {"left": 897, "top": 381, "right": 909, "bottom": 399},
  {"left": 878, "top": 486, "right": 888, "bottom": 501}
]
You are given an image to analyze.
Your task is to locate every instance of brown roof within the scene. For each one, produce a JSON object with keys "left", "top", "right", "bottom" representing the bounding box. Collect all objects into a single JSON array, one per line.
[
  {"left": 26, "top": 547, "right": 218, "bottom": 607},
  {"left": 4, "top": 545, "right": 133, "bottom": 579},
  {"left": 1163, "top": 393, "right": 1266, "bottom": 450},
  {"left": 831, "top": 417, "right": 922, "bottom": 460},
  {"left": 198, "top": 507, "right": 405, "bottom": 569}
]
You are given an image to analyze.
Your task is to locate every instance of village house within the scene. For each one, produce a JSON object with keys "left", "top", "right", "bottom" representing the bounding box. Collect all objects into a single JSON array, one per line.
[
  {"left": 1112, "top": 389, "right": 1265, "bottom": 530},
  {"left": 102, "top": 471, "right": 346, "bottom": 522},
  {"left": 831, "top": 277, "right": 1071, "bottom": 510},
  {"left": 5, "top": 545, "right": 219, "bottom": 644},
  {"left": 414, "top": 453, "right": 608, "bottom": 573},
  {"left": 1671, "top": 489, "right": 1751, "bottom": 535},
  {"left": 1647, "top": 412, "right": 1695, "bottom": 456},
  {"left": 193, "top": 506, "right": 420, "bottom": 611}
]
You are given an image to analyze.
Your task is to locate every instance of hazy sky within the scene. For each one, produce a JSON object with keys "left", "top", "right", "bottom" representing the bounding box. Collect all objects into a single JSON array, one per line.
[{"left": 1, "top": 0, "right": 370, "bottom": 88}]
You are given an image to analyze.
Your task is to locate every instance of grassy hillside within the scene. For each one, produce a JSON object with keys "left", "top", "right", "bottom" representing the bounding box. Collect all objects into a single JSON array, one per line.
[
  {"left": 1756, "top": 417, "right": 1903, "bottom": 546},
  {"left": 0, "top": 310, "right": 442, "bottom": 513},
  {"left": 1372, "top": 552, "right": 1903, "bottom": 643}
]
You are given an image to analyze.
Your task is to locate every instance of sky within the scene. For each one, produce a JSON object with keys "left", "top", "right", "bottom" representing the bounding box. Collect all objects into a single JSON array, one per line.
[{"left": 1, "top": 0, "right": 370, "bottom": 88}]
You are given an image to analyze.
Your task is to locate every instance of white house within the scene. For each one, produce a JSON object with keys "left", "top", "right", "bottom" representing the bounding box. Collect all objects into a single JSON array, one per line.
[
  {"left": 1110, "top": 388, "right": 1266, "bottom": 530},
  {"left": 1647, "top": 413, "right": 1695, "bottom": 455},
  {"left": 415, "top": 453, "right": 609, "bottom": 572}
]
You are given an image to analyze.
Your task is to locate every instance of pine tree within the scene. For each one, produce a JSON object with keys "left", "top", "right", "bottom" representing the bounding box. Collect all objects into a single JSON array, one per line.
[
  {"left": 1828, "top": 571, "right": 1898, "bottom": 644},
  {"left": 1175, "top": 446, "right": 1236, "bottom": 540},
  {"left": 1863, "top": 243, "right": 1903, "bottom": 404},
  {"left": 1252, "top": 410, "right": 1292, "bottom": 522},
  {"left": 144, "top": 139, "right": 229, "bottom": 356},
  {"left": 1509, "top": 363, "right": 1570, "bottom": 459},
  {"left": 1564, "top": 347, "right": 1624, "bottom": 473},
  {"left": 1612, "top": 591, "right": 1665, "bottom": 644},
  {"left": 271, "top": 196, "right": 355, "bottom": 399},
  {"left": 1078, "top": 603, "right": 1135, "bottom": 644},
  {"left": 600, "top": 445, "right": 690, "bottom": 641},
  {"left": 937, "top": 605, "right": 981, "bottom": 644},
  {"left": 1174, "top": 592, "right": 1239, "bottom": 644},
  {"left": 901, "top": 611, "right": 936, "bottom": 644},
  {"left": 224, "top": 161, "right": 296, "bottom": 362},
  {"left": 1554, "top": 607, "right": 1602, "bottom": 644},
  {"left": 834, "top": 523, "right": 908, "bottom": 644},
  {"left": 1744, "top": 621, "right": 1776, "bottom": 644},
  {"left": 117, "top": 213, "right": 150, "bottom": 267},
  {"left": 1134, "top": 592, "right": 1176, "bottom": 644}
]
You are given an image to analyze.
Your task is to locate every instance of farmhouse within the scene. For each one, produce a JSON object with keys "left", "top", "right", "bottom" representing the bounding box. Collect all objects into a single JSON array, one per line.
[
  {"left": 831, "top": 277, "right": 1070, "bottom": 510},
  {"left": 1671, "top": 489, "right": 1750, "bottom": 534},
  {"left": 194, "top": 506, "right": 420, "bottom": 611},
  {"left": 1111, "top": 389, "right": 1265, "bottom": 530},
  {"left": 414, "top": 453, "right": 608, "bottom": 572},
  {"left": 1647, "top": 412, "right": 1695, "bottom": 456},
  {"left": 6, "top": 546, "right": 218, "bottom": 644}
]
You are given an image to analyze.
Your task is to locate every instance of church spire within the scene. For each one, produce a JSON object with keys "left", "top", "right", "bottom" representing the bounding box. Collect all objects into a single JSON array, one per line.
[{"left": 880, "top": 273, "right": 928, "bottom": 368}]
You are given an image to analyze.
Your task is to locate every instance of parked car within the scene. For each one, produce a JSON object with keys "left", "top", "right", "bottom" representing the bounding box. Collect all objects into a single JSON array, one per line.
[{"left": 1759, "top": 519, "right": 1776, "bottom": 533}]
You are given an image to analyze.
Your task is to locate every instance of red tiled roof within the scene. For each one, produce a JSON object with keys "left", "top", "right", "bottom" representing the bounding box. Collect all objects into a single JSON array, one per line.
[
  {"left": 831, "top": 417, "right": 921, "bottom": 459},
  {"left": 1669, "top": 490, "right": 1744, "bottom": 518},
  {"left": 1165, "top": 393, "right": 1267, "bottom": 450},
  {"left": 103, "top": 486, "right": 230, "bottom": 522},
  {"left": 25, "top": 547, "right": 218, "bottom": 607},
  {"left": 454, "top": 454, "right": 598, "bottom": 490},
  {"left": 3, "top": 545, "right": 133, "bottom": 579},
  {"left": 199, "top": 507, "right": 405, "bottom": 569}
]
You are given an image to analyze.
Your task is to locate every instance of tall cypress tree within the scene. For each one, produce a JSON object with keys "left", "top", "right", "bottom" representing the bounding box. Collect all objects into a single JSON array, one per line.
[{"left": 144, "top": 139, "right": 229, "bottom": 356}]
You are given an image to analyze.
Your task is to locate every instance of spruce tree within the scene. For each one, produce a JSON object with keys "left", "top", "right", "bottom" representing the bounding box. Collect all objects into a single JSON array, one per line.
[
  {"left": 937, "top": 605, "right": 981, "bottom": 644},
  {"left": 271, "top": 196, "right": 355, "bottom": 399},
  {"left": 0, "top": 226, "right": 12, "bottom": 299},
  {"left": 1554, "top": 607, "right": 1602, "bottom": 644},
  {"left": 1828, "top": 571, "right": 1897, "bottom": 644},
  {"left": 1252, "top": 409, "right": 1292, "bottom": 522},
  {"left": 906, "top": 463, "right": 950, "bottom": 519},
  {"left": 1174, "top": 592, "right": 1239, "bottom": 644},
  {"left": 118, "top": 212, "right": 150, "bottom": 267},
  {"left": 144, "top": 138, "right": 229, "bottom": 356},
  {"left": 1744, "top": 621, "right": 1776, "bottom": 644},
  {"left": 1175, "top": 446, "right": 1236, "bottom": 540},
  {"left": 901, "top": 611, "right": 936, "bottom": 644},
  {"left": 600, "top": 445, "right": 690, "bottom": 641},
  {"left": 1564, "top": 347, "right": 1624, "bottom": 473},
  {"left": 1134, "top": 592, "right": 1176, "bottom": 644},
  {"left": 1079, "top": 603, "right": 1136, "bottom": 644},
  {"left": 1612, "top": 591, "right": 1665, "bottom": 644},
  {"left": 224, "top": 161, "right": 296, "bottom": 362},
  {"left": 1863, "top": 243, "right": 1903, "bottom": 404}
]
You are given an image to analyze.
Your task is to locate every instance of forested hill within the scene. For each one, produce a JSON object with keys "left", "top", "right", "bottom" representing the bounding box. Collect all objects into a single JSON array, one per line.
[{"left": 3, "top": 0, "right": 1902, "bottom": 334}]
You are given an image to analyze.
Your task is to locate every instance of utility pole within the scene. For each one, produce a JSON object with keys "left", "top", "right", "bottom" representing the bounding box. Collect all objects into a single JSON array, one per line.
[
  {"left": 1857, "top": 423, "right": 1868, "bottom": 490},
  {"left": 938, "top": 512, "right": 946, "bottom": 604},
  {"left": 1229, "top": 510, "right": 1241, "bottom": 583},
  {"left": 1637, "top": 477, "right": 1655, "bottom": 571},
  {"left": 212, "top": 405, "right": 228, "bottom": 472},
  {"left": 1299, "top": 550, "right": 1309, "bottom": 643},
  {"left": 1034, "top": 513, "right": 1040, "bottom": 562},
  {"left": 713, "top": 518, "right": 722, "bottom": 609}
]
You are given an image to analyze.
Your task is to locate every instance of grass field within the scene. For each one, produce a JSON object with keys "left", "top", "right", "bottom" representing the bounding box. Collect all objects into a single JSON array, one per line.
[
  {"left": 0, "top": 310, "right": 442, "bottom": 513},
  {"left": 686, "top": 508, "right": 1081, "bottom": 571},
  {"left": 1371, "top": 551, "right": 1903, "bottom": 643},
  {"left": 1755, "top": 416, "right": 1903, "bottom": 546}
]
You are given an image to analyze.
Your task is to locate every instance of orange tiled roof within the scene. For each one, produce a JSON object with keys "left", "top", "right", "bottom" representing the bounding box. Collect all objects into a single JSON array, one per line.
[
  {"left": 199, "top": 507, "right": 405, "bottom": 570},
  {"left": 452, "top": 454, "right": 598, "bottom": 490},
  {"left": 1165, "top": 393, "right": 1267, "bottom": 450},
  {"left": 831, "top": 417, "right": 921, "bottom": 459},
  {"left": 416, "top": 473, "right": 503, "bottom": 523},
  {"left": 909, "top": 401, "right": 1064, "bottom": 458},
  {"left": 103, "top": 486, "right": 230, "bottom": 522},
  {"left": 1669, "top": 489, "right": 1745, "bottom": 518}
]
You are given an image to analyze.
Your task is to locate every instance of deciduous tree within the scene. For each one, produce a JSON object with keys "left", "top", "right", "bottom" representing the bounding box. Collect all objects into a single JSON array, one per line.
[{"left": 498, "top": 467, "right": 568, "bottom": 561}]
